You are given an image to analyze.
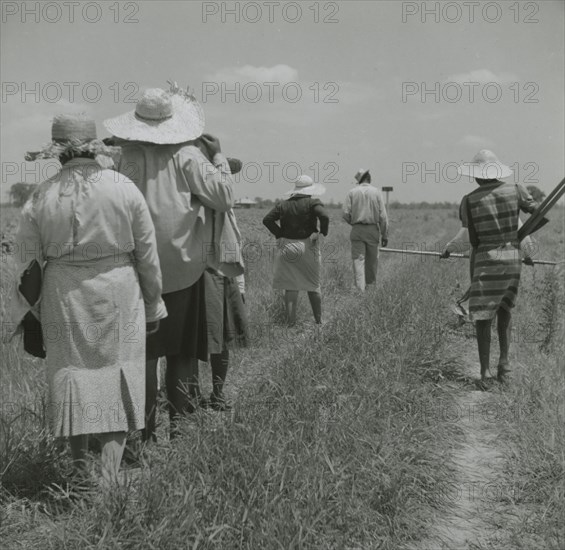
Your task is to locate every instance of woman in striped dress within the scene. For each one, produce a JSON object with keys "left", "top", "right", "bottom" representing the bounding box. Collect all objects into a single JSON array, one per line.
[{"left": 442, "top": 150, "right": 537, "bottom": 384}]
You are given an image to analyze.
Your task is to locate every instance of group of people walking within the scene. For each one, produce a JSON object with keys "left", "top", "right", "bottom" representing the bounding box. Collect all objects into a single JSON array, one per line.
[
  {"left": 11, "top": 86, "right": 250, "bottom": 480},
  {"left": 9, "top": 82, "right": 540, "bottom": 482},
  {"left": 262, "top": 167, "right": 391, "bottom": 324}
]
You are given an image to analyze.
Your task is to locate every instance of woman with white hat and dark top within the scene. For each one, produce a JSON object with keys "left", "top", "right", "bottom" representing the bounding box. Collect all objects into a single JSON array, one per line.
[
  {"left": 441, "top": 149, "right": 538, "bottom": 385},
  {"left": 10, "top": 113, "right": 167, "bottom": 481},
  {"left": 263, "top": 175, "right": 329, "bottom": 325}
]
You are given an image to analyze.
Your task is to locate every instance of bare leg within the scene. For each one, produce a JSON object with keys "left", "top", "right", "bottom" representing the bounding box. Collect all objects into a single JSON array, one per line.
[
  {"left": 285, "top": 290, "right": 299, "bottom": 326},
  {"left": 98, "top": 431, "right": 127, "bottom": 483},
  {"left": 496, "top": 308, "right": 512, "bottom": 381},
  {"left": 351, "top": 240, "right": 366, "bottom": 291},
  {"left": 142, "top": 358, "right": 159, "bottom": 442},
  {"left": 307, "top": 291, "right": 322, "bottom": 324},
  {"left": 69, "top": 434, "right": 89, "bottom": 474},
  {"left": 475, "top": 319, "right": 494, "bottom": 380},
  {"left": 211, "top": 349, "right": 229, "bottom": 398}
]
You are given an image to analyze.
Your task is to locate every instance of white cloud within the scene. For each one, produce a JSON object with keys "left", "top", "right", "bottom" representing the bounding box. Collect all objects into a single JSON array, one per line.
[
  {"left": 459, "top": 134, "right": 495, "bottom": 149},
  {"left": 206, "top": 64, "right": 299, "bottom": 85},
  {"left": 445, "top": 69, "right": 518, "bottom": 85}
]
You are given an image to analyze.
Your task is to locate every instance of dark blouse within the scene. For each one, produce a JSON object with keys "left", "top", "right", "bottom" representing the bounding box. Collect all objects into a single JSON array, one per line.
[{"left": 263, "top": 195, "right": 330, "bottom": 240}]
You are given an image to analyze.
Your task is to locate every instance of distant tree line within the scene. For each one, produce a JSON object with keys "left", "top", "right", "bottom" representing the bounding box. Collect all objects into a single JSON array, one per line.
[
  {"left": 254, "top": 197, "right": 343, "bottom": 209},
  {"left": 8, "top": 185, "right": 547, "bottom": 210},
  {"left": 388, "top": 201, "right": 458, "bottom": 210}
]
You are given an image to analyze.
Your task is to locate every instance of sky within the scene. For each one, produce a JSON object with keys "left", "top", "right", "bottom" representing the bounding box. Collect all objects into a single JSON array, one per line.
[{"left": 1, "top": 0, "right": 564, "bottom": 204}]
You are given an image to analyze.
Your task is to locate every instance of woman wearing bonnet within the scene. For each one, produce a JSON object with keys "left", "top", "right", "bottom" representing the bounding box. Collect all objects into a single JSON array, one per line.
[{"left": 11, "top": 113, "right": 166, "bottom": 482}]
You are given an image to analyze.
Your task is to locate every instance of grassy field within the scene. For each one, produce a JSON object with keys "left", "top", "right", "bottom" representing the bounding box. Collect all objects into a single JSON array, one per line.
[{"left": 1, "top": 203, "right": 563, "bottom": 549}]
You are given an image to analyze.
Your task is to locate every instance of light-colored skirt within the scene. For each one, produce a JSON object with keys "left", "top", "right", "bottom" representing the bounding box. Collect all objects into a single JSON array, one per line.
[
  {"left": 41, "top": 262, "right": 145, "bottom": 437},
  {"left": 469, "top": 243, "right": 522, "bottom": 321},
  {"left": 273, "top": 237, "right": 321, "bottom": 292}
]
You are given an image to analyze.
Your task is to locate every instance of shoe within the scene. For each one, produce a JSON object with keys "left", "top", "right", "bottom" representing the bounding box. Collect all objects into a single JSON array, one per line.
[
  {"left": 475, "top": 378, "right": 494, "bottom": 391},
  {"left": 209, "top": 393, "right": 232, "bottom": 411}
]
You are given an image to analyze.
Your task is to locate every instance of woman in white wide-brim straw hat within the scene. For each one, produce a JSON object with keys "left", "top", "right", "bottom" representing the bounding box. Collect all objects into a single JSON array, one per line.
[
  {"left": 11, "top": 113, "right": 167, "bottom": 482},
  {"left": 263, "top": 175, "right": 329, "bottom": 326},
  {"left": 441, "top": 149, "right": 538, "bottom": 387},
  {"left": 283, "top": 174, "right": 327, "bottom": 197},
  {"left": 457, "top": 149, "right": 514, "bottom": 180},
  {"left": 104, "top": 84, "right": 239, "bottom": 438}
]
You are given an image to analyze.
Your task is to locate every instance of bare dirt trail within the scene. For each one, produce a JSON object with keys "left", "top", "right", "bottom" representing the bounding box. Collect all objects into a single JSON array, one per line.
[{"left": 408, "top": 337, "right": 529, "bottom": 550}]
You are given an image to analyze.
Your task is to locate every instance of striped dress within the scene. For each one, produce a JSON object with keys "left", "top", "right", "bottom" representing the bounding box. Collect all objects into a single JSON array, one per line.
[{"left": 461, "top": 181, "right": 537, "bottom": 321}]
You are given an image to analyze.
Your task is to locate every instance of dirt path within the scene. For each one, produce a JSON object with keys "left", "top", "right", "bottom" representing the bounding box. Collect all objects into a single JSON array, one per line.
[{"left": 409, "top": 338, "right": 524, "bottom": 550}]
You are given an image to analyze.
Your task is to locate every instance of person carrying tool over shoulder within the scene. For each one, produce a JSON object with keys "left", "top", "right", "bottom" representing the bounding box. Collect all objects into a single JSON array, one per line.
[{"left": 440, "top": 150, "right": 538, "bottom": 386}]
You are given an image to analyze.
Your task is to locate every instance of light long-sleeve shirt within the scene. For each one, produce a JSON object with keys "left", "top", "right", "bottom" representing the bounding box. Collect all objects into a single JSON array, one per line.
[
  {"left": 115, "top": 140, "right": 234, "bottom": 293},
  {"left": 342, "top": 183, "right": 389, "bottom": 238}
]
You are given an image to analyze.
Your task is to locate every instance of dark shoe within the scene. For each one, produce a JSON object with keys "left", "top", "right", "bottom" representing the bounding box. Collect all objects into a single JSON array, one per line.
[
  {"left": 475, "top": 378, "right": 494, "bottom": 391},
  {"left": 209, "top": 393, "right": 232, "bottom": 411}
]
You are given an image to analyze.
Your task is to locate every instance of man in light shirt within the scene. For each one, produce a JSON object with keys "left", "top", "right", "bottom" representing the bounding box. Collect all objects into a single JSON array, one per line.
[{"left": 342, "top": 169, "right": 389, "bottom": 291}]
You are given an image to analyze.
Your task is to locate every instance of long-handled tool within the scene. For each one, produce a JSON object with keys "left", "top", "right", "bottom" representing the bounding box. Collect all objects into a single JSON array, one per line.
[{"left": 380, "top": 247, "right": 559, "bottom": 266}]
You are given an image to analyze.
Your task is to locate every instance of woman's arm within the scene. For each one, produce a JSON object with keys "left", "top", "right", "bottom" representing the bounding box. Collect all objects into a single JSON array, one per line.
[
  {"left": 129, "top": 186, "right": 167, "bottom": 323},
  {"left": 516, "top": 184, "right": 538, "bottom": 214},
  {"left": 263, "top": 205, "right": 282, "bottom": 238},
  {"left": 312, "top": 201, "right": 330, "bottom": 236}
]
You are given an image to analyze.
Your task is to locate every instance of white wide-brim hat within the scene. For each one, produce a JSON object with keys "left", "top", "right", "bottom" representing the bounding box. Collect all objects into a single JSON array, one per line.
[
  {"left": 284, "top": 175, "right": 326, "bottom": 197},
  {"left": 104, "top": 87, "right": 205, "bottom": 145},
  {"left": 457, "top": 149, "right": 513, "bottom": 180}
]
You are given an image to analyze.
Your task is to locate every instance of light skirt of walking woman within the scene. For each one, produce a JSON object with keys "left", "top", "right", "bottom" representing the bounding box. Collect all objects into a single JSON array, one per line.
[
  {"left": 41, "top": 261, "right": 148, "bottom": 436},
  {"left": 273, "top": 237, "right": 321, "bottom": 293}
]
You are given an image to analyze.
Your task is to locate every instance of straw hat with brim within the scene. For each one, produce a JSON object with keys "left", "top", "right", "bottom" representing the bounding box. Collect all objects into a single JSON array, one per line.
[
  {"left": 354, "top": 169, "right": 370, "bottom": 183},
  {"left": 25, "top": 113, "right": 120, "bottom": 161},
  {"left": 284, "top": 175, "right": 326, "bottom": 197},
  {"left": 103, "top": 88, "right": 205, "bottom": 145},
  {"left": 457, "top": 149, "right": 513, "bottom": 180}
]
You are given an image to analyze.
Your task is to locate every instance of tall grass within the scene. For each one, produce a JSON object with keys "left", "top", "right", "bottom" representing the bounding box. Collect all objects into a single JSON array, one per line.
[
  {"left": 2, "top": 205, "right": 562, "bottom": 548},
  {"left": 498, "top": 208, "right": 565, "bottom": 548},
  {"left": 4, "top": 259, "right": 462, "bottom": 549}
]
